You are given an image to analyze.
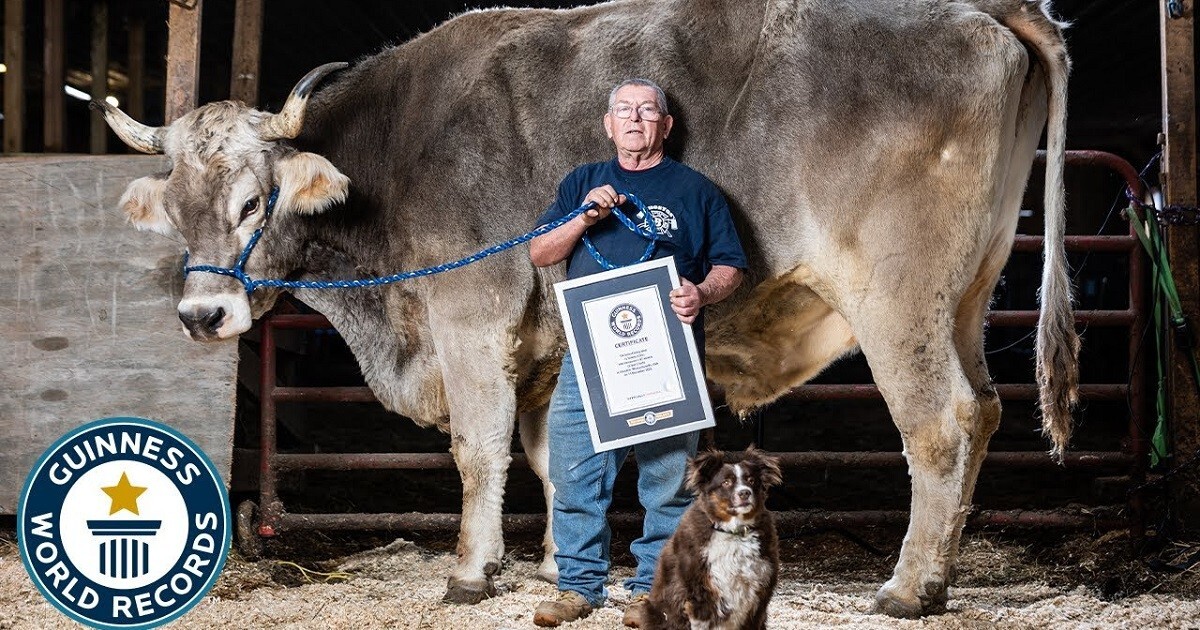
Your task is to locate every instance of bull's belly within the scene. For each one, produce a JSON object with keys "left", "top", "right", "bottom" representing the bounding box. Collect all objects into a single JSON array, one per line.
[{"left": 706, "top": 264, "right": 858, "bottom": 413}]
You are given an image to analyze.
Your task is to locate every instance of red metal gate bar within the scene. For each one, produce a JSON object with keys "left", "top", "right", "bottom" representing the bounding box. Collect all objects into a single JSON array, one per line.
[
  {"left": 988, "top": 310, "right": 1134, "bottom": 326},
  {"left": 786, "top": 383, "right": 1127, "bottom": 400},
  {"left": 268, "top": 382, "right": 1131, "bottom": 404},
  {"left": 249, "top": 149, "right": 1148, "bottom": 543},
  {"left": 1012, "top": 235, "right": 1137, "bottom": 252},
  {"left": 268, "top": 450, "right": 1131, "bottom": 472},
  {"left": 270, "top": 509, "right": 1125, "bottom": 533}
]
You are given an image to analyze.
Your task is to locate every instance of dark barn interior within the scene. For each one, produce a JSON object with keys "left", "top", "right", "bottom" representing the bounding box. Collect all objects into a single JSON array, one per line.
[{"left": 4, "top": 0, "right": 1198, "bottom": 573}]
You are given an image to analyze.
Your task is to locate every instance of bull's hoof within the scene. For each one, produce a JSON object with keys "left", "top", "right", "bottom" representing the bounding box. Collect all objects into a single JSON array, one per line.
[
  {"left": 874, "top": 584, "right": 923, "bottom": 619},
  {"left": 442, "top": 577, "right": 497, "bottom": 604},
  {"left": 875, "top": 578, "right": 950, "bottom": 618},
  {"left": 922, "top": 580, "right": 949, "bottom": 614}
]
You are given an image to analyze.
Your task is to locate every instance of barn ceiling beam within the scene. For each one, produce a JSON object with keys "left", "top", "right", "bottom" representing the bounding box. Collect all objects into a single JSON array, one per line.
[
  {"left": 43, "top": 0, "right": 65, "bottom": 152},
  {"left": 3, "top": 0, "right": 24, "bottom": 153},
  {"left": 231, "top": 0, "right": 264, "bottom": 106},
  {"left": 166, "top": 0, "right": 203, "bottom": 123},
  {"left": 90, "top": 2, "right": 109, "bottom": 154}
]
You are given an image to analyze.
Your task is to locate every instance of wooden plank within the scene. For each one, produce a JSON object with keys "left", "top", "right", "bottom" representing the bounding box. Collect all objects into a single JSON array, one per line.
[
  {"left": 90, "top": 1, "right": 109, "bottom": 154},
  {"left": 0, "top": 155, "right": 238, "bottom": 513},
  {"left": 230, "top": 0, "right": 264, "bottom": 106},
  {"left": 128, "top": 17, "right": 146, "bottom": 121},
  {"left": 43, "top": 0, "right": 66, "bottom": 152},
  {"left": 1161, "top": 1, "right": 1200, "bottom": 527},
  {"left": 165, "top": 0, "right": 203, "bottom": 123},
  {"left": 3, "top": 0, "right": 24, "bottom": 153}
]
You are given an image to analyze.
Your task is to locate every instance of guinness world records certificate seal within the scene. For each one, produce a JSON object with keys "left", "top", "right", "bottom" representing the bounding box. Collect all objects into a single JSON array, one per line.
[{"left": 554, "top": 258, "right": 715, "bottom": 452}]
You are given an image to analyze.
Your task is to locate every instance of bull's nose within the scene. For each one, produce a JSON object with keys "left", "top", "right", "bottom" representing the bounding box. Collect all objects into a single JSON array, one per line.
[{"left": 179, "top": 306, "right": 225, "bottom": 336}]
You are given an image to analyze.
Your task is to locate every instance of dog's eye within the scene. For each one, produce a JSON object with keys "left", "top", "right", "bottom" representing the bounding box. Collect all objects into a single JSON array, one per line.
[
  {"left": 747, "top": 477, "right": 757, "bottom": 485},
  {"left": 722, "top": 479, "right": 732, "bottom": 487}
]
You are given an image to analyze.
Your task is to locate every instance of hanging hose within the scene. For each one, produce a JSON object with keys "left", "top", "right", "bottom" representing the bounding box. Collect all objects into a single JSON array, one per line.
[{"left": 1124, "top": 188, "right": 1200, "bottom": 467}]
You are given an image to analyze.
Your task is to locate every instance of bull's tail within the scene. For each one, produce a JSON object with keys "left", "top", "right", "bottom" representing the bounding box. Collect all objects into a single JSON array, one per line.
[{"left": 994, "top": 1, "right": 1078, "bottom": 461}]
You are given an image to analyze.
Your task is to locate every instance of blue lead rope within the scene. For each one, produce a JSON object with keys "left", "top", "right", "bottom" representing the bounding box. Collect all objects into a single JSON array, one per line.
[{"left": 183, "top": 188, "right": 659, "bottom": 294}]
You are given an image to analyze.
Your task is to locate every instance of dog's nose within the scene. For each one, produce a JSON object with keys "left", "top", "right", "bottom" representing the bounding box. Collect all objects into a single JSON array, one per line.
[{"left": 737, "top": 488, "right": 752, "bottom": 502}]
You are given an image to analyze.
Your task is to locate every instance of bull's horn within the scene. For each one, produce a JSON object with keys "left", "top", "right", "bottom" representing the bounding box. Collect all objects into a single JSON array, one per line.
[
  {"left": 89, "top": 100, "right": 164, "bottom": 154},
  {"left": 257, "top": 62, "right": 349, "bottom": 141}
]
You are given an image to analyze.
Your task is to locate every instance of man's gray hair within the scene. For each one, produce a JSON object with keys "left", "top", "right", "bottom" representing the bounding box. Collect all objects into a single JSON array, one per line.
[{"left": 608, "top": 78, "right": 670, "bottom": 116}]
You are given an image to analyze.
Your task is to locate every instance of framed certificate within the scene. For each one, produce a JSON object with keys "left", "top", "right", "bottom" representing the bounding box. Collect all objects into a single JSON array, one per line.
[{"left": 554, "top": 258, "right": 716, "bottom": 452}]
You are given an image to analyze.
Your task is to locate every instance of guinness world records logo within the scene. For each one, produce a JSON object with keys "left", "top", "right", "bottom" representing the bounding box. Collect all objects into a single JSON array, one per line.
[
  {"left": 609, "top": 303, "right": 644, "bottom": 338},
  {"left": 17, "top": 417, "right": 230, "bottom": 629}
]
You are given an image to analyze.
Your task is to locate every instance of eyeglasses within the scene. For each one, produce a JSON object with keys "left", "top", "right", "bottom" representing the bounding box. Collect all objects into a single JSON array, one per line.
[{"left": 610, "top": 103, "right": 665, "bottom": 121}]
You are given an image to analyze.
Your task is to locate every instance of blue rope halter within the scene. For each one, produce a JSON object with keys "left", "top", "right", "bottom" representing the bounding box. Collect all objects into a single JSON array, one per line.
[{"left": 182, "top": 187, "right": 660, "bottom": 294}]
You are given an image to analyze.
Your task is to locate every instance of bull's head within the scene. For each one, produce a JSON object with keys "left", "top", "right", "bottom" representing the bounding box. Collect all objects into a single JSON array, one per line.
[{"left": 95, "top": 63, "right": 350, "bottom": 341}]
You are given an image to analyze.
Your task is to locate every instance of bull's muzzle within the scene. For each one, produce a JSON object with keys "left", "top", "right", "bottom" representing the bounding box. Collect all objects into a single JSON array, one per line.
[
  {"left": 178, "top": 304, "right": 226, "bottom": 339},
  {"left": 177, "top": 293, "right": 253, "bottom": 341}
]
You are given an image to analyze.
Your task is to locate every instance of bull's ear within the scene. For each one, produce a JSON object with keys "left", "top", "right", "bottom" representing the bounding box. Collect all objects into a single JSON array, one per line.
[
  {"left": 274, "top": 151, "right": 349, "bottom": 214},
  {"left": 119, "top": 175, "right": 174, "bottom": 235}
]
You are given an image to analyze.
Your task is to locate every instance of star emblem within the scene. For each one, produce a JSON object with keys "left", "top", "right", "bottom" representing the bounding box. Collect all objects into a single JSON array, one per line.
[{"left": 101, "top": 472, "right": 147, "bottom": 515}]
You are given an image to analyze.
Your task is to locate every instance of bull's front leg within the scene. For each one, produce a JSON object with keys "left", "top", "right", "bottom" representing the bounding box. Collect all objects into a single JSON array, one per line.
[{"left": 436, "top": 337, "right": 519, "bottom": 604}]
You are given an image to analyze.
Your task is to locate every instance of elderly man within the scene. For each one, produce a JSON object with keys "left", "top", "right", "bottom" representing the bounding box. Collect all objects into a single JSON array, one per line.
[{"left": 529, "top": 78, "right": 747, "bottom": 627}]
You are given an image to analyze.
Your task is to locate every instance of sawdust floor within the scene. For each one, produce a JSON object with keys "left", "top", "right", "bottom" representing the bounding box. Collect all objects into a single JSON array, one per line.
[{"left": 2, "top": 527, "right": 1198, "bottom": 629}]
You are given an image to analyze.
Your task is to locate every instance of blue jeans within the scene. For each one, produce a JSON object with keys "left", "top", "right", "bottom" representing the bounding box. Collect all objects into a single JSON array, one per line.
[{"left": 548, "top": 352, "right": 699, "bottom": 607}]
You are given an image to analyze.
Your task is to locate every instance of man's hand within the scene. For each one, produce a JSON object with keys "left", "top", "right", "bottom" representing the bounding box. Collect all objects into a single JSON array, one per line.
[
  {"left": 531, "top": 183, "right": 628, "bottom": 267},
  {"left": 670, "top": 279, "right": 703, "bottom": 324},
  {"left": 581, "top": 185, "right": 625, "bottom": 226},
  {"left": 668, "top": 266, "right": 743, "bottom": 324}
]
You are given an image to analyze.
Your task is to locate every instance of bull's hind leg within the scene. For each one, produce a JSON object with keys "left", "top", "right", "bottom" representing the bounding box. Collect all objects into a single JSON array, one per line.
[
  {"left": 928, "top": 261, "right": 1009, "bottom": 606},
  {"left": 846, "top": 295, "right": 981, "bottom": 618},
  {"left": 519, "top": 406, "right": 558, "bottom": 583}
]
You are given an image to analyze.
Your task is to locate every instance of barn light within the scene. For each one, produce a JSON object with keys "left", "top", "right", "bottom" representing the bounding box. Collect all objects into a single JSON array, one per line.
[{"left": 64, "top": 85, "right": 119, "bottom": 107}]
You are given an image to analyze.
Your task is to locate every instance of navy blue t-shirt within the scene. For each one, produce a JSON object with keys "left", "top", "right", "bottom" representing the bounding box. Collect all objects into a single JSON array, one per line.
[{"left": 537, "top": 157, "right": 747, "bottom": 349}]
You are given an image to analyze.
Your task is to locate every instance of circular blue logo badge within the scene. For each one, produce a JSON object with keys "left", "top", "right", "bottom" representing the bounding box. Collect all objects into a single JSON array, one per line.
[
  {"left": 17, "top": 417, "right": 230, "bottom": 629},
  {"left": 609, "top": 304, "right": 644, "bottom": 338}
]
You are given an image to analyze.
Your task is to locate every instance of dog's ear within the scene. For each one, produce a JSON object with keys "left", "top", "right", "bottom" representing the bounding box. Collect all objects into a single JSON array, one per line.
[
  {"left": 744, "top": 445, "right": 783, "bottom": 488},
  {"left": 686, "top": 449, "right": 726, "bottom": 492}
]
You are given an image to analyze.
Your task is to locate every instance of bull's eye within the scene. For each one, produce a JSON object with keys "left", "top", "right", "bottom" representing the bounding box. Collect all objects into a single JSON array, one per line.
[{"left": 240, "top": 197, "right": 260, "bottom": 222}]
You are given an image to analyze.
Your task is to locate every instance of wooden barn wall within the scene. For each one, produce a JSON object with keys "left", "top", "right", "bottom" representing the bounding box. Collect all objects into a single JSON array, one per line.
[{"left": 0, "top": 155, "right": 237, "bottom": 513}]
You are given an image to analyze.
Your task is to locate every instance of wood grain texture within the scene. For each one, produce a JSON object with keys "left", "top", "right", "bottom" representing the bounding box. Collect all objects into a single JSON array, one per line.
[
  {"left": 0, "top": 155, "right": 237, "bottom": 513},
  {"left": 165, "top": 0, "right": 202, "bottom": 123},
  {"left": 3, "top": 0, "right": 24, "bottom": 153},
  {"left": 231, "top": 0, "right": 264, "bottom": 106},
  {"left": 1160, "top": 1, "right": 1200, "bottom": 527}
]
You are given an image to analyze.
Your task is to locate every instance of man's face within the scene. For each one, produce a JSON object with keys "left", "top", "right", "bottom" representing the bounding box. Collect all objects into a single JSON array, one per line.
[{"left": 604, "top": 85, "right": 673, "bottom": 155}]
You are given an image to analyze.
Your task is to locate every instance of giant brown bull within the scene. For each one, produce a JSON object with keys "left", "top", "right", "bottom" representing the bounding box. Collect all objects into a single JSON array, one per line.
[{"left": 95, "top": 0, "right": 1076, "bottom": 616}]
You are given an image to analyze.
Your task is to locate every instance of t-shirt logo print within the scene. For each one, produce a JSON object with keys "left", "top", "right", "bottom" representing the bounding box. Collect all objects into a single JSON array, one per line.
[
  {"left": 609, "top": 304, "right": 644, "bottom": 338},
  {"left": 17, "top": 417, "right": 230, "bottom": 630},
  {"left": 636, "top": 205, "right": 678, "bottom": 239}
]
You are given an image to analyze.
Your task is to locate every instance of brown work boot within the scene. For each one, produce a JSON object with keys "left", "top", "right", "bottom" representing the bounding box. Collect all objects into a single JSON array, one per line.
[
  {"left": 623, "top": 592, "right": 652, "bottom": 628},
  {"left": 533, "top": 590, "right": 593, "bottom": 627}
]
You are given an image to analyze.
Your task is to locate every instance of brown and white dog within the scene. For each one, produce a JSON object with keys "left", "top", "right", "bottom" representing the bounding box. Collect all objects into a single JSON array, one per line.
[{"left": 645, "top": 447, "right": 782, "bottom": 630}]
